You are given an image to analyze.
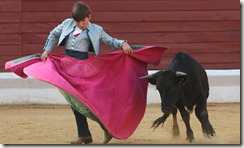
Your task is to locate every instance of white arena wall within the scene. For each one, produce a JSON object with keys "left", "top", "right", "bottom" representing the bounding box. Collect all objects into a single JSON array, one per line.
[{"left": 0, "top": 70, "right": 240, "bottom": 104}]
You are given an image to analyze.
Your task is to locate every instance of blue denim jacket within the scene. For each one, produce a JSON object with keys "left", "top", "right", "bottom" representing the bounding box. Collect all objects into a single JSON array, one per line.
[{"left": 43, "top": 18, "right": 125, "bottom": 55}]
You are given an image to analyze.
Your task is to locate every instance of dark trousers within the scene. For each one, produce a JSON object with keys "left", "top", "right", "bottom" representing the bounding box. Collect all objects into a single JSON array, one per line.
[{"left": 65, "top": 49, "right": 91, "bottom": 137}]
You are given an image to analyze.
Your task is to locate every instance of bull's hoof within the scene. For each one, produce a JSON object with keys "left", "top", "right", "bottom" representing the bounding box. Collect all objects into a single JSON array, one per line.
[
  {"left": 202, "top": 124, "right": 216, "bottom": 139},
  {"left": 186, "top": 131, "right": 195, "bottom": 143},
  {"left": 151, "top": 117, "right": 166, "bottom": 129},
  {"left": 172, "top": 125, "right": 180, "bottom": 137},
  {"left": 186, "top": 137, "right": 195, "bottom": 143},
  {"left": 203, "top": 131, "right": 216, "bottom": 139}
]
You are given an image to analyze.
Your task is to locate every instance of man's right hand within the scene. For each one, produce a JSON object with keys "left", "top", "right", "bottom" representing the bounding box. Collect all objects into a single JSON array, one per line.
[{"left": 41, "top": 50, "right": 50, "bottom": 61}]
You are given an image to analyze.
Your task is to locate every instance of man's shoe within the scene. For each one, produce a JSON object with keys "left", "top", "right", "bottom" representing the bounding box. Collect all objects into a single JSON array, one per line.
[
  {"left": 70, "top": 136, "right": 93, "bottom": 144},
  {"left": 103, "top": 132, "right": 112, "bottom": 144}
]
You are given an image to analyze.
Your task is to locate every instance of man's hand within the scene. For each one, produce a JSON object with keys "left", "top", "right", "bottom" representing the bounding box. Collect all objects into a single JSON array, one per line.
[
  {"left": 122, "top": 42, "right": 133, "bottom": 55},
  {"left": 41, "top": 50, "right": 50, "bottom": 61}
]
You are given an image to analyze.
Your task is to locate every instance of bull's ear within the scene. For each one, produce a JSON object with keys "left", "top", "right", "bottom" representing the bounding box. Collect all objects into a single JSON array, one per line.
[
  {"left": 139, "top": 74, "right": 157, "bottom": 85},
  {"left": 175, "top": 71, "right": 187, "bottom": 85}
]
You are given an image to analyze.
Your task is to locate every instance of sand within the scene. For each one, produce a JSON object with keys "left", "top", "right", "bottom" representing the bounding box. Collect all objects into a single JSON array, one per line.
[{"left": 0, "top": 103, "right": 240, "bottom": 145}]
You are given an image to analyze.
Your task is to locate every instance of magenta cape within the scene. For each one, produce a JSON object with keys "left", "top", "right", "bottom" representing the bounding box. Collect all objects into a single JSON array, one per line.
[{"left": 5, "top": 46, "right": 168, "bottom": 139}]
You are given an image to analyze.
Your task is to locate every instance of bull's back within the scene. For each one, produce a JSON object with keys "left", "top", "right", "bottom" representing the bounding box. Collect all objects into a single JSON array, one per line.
[{"left": 169, "top": 52, "right": 209, "bottom": 98}]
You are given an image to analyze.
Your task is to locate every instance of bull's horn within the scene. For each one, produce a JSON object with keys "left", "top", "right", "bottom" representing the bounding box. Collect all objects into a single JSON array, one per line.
[
  {"left": 140, "top": 70, "right": 165, "bottom": 79},
  {"left": 139, "top": 74, "right": 153, "bottom": 79},
  {"left": 176, "top": 71, "right": 187, "bottom": 76}
]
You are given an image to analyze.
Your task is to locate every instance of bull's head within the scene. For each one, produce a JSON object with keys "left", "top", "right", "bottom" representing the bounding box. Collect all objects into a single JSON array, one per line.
[{"left": 140, "top": 70, "right": 187, "bottom": 114}]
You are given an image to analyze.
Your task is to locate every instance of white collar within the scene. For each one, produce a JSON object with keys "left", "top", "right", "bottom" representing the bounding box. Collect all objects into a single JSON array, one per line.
[{"left": 73, "top": 26, "right": 83, "bottom": 35}]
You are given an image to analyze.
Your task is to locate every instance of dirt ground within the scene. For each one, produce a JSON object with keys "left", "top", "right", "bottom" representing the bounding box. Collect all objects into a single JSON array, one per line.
[{"left": 0, "top": 103, "right": 241, "bottom": 145}]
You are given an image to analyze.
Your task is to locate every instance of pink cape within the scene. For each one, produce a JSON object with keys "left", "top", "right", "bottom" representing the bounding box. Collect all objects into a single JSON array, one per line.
[{"left": 5, "top": 46, "right": 168, "bottom": 139}]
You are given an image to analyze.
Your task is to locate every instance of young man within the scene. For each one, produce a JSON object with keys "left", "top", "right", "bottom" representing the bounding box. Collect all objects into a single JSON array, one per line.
[{"left": 41, "top": 1, "right": 133, "bottom": 144}]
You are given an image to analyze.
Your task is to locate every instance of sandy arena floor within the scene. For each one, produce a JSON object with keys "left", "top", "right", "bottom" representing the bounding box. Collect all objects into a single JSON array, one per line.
[{"left": 0, "top": 103, "right": 240, "bottom": 145}]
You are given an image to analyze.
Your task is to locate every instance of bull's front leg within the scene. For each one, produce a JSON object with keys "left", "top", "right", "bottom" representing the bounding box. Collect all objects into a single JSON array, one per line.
[
  {"left": 177, "top": 105, "right": 195, "bottom": 143},
  {"left": 151, "top": 113, "right": 170, "bottom": 130},
  {"left": 172, "top": 107, "right": 180, "bottom": 137},
  {"left": 195, "top": 103, "right": 216, "bottom": 138}
]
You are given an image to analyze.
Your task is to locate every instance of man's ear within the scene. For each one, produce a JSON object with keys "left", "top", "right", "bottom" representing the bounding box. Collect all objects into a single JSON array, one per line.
[{"left": 88, "top": 14, "right": 91, "bottom": 19}]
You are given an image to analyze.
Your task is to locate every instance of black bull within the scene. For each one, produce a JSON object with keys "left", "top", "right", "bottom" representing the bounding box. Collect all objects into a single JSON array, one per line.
[{"left": 140, "top": 52, "right": 216, "bottom": 143}]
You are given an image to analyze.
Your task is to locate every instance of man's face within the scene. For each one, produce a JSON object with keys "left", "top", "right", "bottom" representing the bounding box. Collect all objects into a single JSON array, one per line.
[{"left": 75, "top": 14, "right": 91, "bottom": 30}]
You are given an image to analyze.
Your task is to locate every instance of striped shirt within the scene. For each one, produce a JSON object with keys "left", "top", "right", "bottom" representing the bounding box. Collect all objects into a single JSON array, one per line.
[{"left": 64, "top": 26, "right": 91, "bottom": 52}]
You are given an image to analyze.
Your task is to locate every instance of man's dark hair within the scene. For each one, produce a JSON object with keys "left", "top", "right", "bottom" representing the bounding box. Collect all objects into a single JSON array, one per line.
[{"left": 72, "top": 1, "right": 91, "bottom": 22}]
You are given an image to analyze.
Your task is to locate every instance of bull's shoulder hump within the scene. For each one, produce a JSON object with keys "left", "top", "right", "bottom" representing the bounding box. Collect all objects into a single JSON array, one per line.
[
  {"left": 176, "top": 51, "right": 189, "bottom": 57},
  {"left": 173, "top": 51, "right": 200, "bottom": 66},
  {"left": 174, "top": 52, "right": 192, "bottom": 60}
]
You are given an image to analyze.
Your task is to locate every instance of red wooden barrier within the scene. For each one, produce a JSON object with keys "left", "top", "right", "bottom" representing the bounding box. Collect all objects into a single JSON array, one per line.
[{"left": 0, "top": 0, "right": 240, "bottom": 71}]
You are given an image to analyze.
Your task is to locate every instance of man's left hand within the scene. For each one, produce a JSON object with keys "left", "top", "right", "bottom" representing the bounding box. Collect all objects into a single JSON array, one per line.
[{"left": 122, "top": 42, "right": 133, "bottom": 55}]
